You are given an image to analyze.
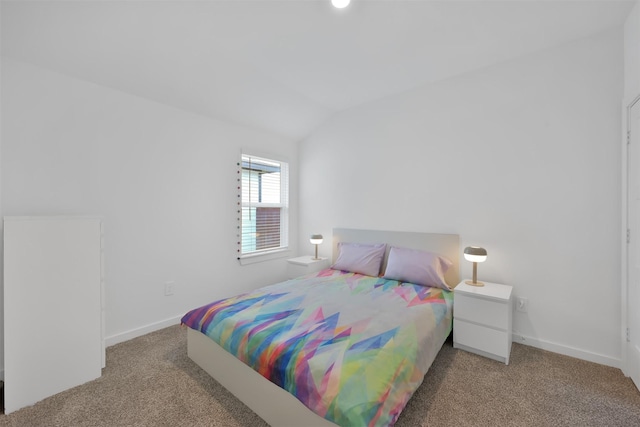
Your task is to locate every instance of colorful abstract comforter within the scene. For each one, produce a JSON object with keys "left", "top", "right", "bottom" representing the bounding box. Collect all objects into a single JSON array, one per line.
[{"left": 181, "top": 268, "right": 453, "bottom": 426}]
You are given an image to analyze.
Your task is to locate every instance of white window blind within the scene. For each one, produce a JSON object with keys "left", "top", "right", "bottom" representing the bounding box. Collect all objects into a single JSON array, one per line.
[{"left": 238, "top": 154, "right": 289, "bottom": 257}]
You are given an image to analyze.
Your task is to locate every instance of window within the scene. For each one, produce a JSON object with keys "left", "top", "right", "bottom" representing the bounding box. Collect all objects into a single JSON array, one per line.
[{"left": 239, "top": 154, "right": 289, "bottom": 258}]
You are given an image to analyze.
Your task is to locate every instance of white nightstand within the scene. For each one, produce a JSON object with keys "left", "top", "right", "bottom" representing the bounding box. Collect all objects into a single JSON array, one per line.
[
  {"left": 286, "top": 256, "right": 330, "bottom": 279},
  {"left": 453, "top": 280, "right": 513, "bottom": 364}
]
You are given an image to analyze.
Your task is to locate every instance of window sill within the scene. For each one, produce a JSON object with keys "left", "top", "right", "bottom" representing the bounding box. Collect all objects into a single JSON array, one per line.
[{"left": 238, "top": 248, "right": 292, "bottom": 265}]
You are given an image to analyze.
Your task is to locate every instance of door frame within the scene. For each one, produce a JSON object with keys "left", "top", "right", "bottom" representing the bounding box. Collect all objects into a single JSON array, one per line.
[{"left": 622, "top": 93, "right": 640, "bottom": 377}]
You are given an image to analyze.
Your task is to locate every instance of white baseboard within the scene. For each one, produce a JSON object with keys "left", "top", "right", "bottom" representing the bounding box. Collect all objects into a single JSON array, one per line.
[
  {"left": 105, "top": 315, "right": 183, "bottom": 348},
  {"left": 512, "top": 332, "right": 621, "bottom": 369}
]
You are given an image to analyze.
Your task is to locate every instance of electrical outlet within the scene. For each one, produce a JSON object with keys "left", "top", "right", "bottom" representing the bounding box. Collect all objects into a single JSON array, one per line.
[
  {"left": 164, "top": 281, "right": 175, "bottom": 296},
  {"left": 516, "top": 297, "right": 528, "bottom": 313}
]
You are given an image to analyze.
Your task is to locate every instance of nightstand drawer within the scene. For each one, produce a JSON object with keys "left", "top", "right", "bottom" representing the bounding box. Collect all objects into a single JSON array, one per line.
[
  {"left": 454, "top": 319, "right": 509, "bottom": 358},
  {"left": 454, "top": 293, "right": 508, "bottom": 330}
]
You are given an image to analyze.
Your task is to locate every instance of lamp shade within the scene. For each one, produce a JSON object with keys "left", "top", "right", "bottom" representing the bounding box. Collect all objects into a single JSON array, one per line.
[
  {"left": 331, "top": 0, "right": 350, "bottom": 8},
  {"left": 310, "top": 234, "right": 323, "bottom": 245},
  {"left": 464, "top": 246, "right": 487, "bottom": 263}
]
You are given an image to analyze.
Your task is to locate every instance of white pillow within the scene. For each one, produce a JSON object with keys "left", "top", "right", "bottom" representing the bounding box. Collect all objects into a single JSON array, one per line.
[
  {"left": 383, "top": 246, "right": 452, "bottom": 289},
  {"left": 331, "top": 242, "right": 386, "bottom": 277}
]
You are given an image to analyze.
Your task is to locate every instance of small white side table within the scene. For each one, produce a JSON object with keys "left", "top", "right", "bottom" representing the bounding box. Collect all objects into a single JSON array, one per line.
[
  {"left": 286, "top": 256, "right": 330, "bottom": 279},
  {"left": 453, "top": 280, "right": 513, "bottom": 364}
]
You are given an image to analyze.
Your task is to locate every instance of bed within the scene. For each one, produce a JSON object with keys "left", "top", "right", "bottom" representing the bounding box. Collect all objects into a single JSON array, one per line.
[{"left": 182, "top": 228, "right": 460, "bottom": 426}]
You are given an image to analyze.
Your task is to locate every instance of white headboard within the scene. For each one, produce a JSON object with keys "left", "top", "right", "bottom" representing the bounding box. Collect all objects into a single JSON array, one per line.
[{"left": 332, "top": 228, "right": 460, "bottom": 288}]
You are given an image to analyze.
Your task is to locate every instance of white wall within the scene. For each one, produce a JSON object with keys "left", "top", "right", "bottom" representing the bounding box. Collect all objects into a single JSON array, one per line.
[
  {"left": 625, "top": 1, "right": 640, "bottom": 103},
  {"left": 622, "top": 0, "right": 640, "bottom": 376},
  {"left": 299, "top": 30, "right": 623, "bottom": 366},
  {"left": 0, "top": 54, "right": 3, "bottom": 377},
  {"left": 0, "top": 58, "right": 298, "bottom": 366}
]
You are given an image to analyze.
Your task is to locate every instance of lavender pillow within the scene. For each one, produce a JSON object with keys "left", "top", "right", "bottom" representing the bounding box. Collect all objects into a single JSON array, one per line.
[
  {"left": 383, "top": 246, "right": 453, "bottom": 290},
  {"left": 331, "top": 242, "right": 386, "bottom": 276}
]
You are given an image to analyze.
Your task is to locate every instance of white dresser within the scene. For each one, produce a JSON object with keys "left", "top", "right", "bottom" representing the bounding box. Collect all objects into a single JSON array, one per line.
[
  {"left": 453, "top": 280, "right": 513, "bottom": 364},
  {"left": 3, "top": 216, "right": 105, "bottom": 413}
]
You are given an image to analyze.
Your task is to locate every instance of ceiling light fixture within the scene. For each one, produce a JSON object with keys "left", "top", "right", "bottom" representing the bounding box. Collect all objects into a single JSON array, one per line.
[{"left": 332, "top": 0, "right": 350, "bottom": 9}]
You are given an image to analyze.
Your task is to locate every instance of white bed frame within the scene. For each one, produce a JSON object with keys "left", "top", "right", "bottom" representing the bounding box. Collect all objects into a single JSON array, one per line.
[{"left": 187, "top": 228, "right": 460, "bottom": 426}]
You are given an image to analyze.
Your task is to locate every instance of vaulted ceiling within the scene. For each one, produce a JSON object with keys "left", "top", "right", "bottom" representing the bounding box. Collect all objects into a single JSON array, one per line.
[{"left": 1, "top": 0, "right": 635, "bottom": 140}]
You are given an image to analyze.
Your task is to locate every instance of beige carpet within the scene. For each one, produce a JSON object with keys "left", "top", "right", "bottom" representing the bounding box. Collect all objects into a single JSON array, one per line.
[{"left": 1, "top": 325, "right": 639, "bottom": 426}]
